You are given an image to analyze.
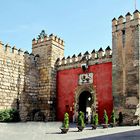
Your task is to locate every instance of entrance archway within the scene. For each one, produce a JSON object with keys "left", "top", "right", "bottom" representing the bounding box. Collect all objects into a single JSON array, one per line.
[
  {"left": 79, "top": 91, "right": 93, "bottom": 116},
  {"left": 74, "top": 85, "right": 96, "bottom": 122}
]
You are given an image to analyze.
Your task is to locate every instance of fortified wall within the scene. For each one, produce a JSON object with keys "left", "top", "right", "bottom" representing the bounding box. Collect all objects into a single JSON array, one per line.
[
  {"left": 0, "top": 10, "right": 140, "bottom": 124},
  {"left": 56, "top": 47, "right": 113, "bottom": 122},
  {"left": 0, "top": 41, "right": 38, "bottom": 121},
  {"left": 0, "top": 42, "right": 25, "bottom": 111},
  {"left": 0, "top": 31, "right": 64, "bottom": 121},
  {"left": 56, "top": 46, "right": 112, "bottom": 69},
  {"left": 31, "top": 31, "right": 64, "bottom": 121},
  {"left": 112, "top": 10, "right": 140, "bottom": 124}
]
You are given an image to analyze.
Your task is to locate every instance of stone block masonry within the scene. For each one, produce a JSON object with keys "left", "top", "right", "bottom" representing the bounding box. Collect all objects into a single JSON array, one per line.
[
  {"left": 112, "top": 10, "right": 140, "bottom": 125},
  {"left": 0, "top": 30, "right": 65, "bottom": 121},
  {"left": 30, "top": 31, "right": 64, "bottom": 121},
  {"left": 0, "top": 42, "right": 24, "bottom": 112},
  {"left": 0, "top": 41, "right": 41, "bottom": 121},
  {"left": 0, "top": 10, "right": 140, "bottom": 125}
]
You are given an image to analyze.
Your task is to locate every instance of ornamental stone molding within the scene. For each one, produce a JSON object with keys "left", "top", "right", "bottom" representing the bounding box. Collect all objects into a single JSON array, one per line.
[{"left": 74, "top": 84, "right": 97, "bottom": 114}]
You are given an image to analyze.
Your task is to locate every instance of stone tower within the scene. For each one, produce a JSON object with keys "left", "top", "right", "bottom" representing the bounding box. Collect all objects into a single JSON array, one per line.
[
  {"left": 32, "top": 30, "right": 64, "bottom": 120},
  {"left": 112, "top": 10, "right": 140, "bottom": 124}
]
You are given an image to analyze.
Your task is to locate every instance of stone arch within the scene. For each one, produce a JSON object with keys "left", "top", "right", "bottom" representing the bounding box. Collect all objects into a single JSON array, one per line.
[{"left": 74, "top": 84, "right": 97, "bottom": 114}]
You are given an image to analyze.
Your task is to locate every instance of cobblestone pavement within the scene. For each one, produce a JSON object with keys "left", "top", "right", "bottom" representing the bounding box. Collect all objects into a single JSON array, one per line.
[{"left": 0, "top": 122, "right": 140, "bottom": 140}]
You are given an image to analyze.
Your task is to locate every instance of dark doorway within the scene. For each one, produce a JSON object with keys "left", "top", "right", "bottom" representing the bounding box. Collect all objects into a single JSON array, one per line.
[{"left": 78, "top": 91, "right": 92, "bottom": 115}]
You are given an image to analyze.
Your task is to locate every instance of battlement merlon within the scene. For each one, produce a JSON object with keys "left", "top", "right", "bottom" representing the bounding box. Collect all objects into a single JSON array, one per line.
[
  {"left": 32, "top": 30, "right": 64, "bottom": 50},
  {"left": 0, "top": 41, "right": 4, "bottom": 51},
  {"left": 0, "top": 40, "right": 33, "bottom": 62},
  {"left": 56, "top": 46, "right": 112, "bottom": 68},
  {"left": 112, "top": 10, "right": 140, "bottom": 32}
]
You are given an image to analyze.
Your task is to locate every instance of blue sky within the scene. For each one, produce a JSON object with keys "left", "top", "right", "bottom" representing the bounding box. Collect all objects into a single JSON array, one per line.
[{"left": 0, "top": 0, "right": 140, "bottom": 56}]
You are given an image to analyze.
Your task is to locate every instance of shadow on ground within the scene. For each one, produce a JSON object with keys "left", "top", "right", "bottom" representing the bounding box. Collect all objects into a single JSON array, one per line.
[{"left": 77, "top": 129, "right": 140, "bottom": 140}]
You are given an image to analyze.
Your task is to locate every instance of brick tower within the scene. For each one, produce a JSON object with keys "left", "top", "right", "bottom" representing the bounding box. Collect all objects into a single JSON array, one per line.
[
  {"left": 32, "top": 30, "right": 64, "bottom": 120},
  {"left": 112, "top": 10, "right": 140, "bottom": 124}
]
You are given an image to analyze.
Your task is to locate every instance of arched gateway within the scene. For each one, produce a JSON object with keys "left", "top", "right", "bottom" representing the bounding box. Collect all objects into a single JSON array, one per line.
[
  {"left": 79, "top": 91, "right": 92, "bottom": 116},
  {"left": 74, "top": 85, "right": 97, "bottom": 117}
]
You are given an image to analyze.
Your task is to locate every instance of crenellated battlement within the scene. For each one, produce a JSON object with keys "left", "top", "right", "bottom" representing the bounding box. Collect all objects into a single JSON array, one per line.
[
  {"left": 32, "top": 30, "right": 64, "bottom": 49},
  {"left": 1, "top": 9, "right": 140, "bottom": 123},
  {"left": 0, "top": 40, "right": 26, "bottom": 56},
  {"left": 112, "top": 10, "right": 140, "bottom": 32},
  {"left": 56, "top": 46, "right": 112, "bottom": 70},
  {"left": 0, "top": 40, "right": 39, "bottom": 66}
]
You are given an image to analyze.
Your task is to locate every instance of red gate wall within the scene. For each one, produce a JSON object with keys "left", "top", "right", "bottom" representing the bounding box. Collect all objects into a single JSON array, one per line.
[{"left": 56, "top": 62, "right": 113, "bottom": 123}]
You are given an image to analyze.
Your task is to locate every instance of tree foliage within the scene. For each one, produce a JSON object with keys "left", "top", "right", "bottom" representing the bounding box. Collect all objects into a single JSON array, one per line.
[
  {"left": 0, "top": 109, "right": 20, "bottom": 122},
  {"left": 103, "top": 110, "right": 108, "bottom": 124},
  {"left": 110, "top": 110, "right": 116, "bottom": 124},
  {"left": 78, "top": 111, "right": 85, "bottom": 128},
  {"left": 62, "top": 112, "right": 69, "bottom": 129},
  {"left": 92, "top": 113, "right": 98, "bottom": 125}
]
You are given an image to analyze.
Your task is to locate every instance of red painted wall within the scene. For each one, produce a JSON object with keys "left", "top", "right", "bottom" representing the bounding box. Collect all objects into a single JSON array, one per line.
[{"left": 56, "top": 62, "right": 113, "bottom": 123}]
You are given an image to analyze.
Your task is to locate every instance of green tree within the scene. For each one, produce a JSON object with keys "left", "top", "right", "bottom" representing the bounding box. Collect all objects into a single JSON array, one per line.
[
  {"left": 103, "top": 110, "right": 108, "bottom": 124},
  {"left": 110, "top": 110, "right": 116, "bottom": 124},
  {"left": 92, "top": 113, "right": 98, "bottom": 125},
  {"left": 0, "top": 109, "right": 20, "bottom": 122},
  {"left": 78, "top": 111, "right": 85, "bottom": 128},
  {"left": 62, "top": 112, "right": 69, "bottom": 129}
]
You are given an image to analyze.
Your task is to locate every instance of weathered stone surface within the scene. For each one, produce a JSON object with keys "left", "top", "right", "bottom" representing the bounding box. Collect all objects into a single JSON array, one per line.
[
  {"left": 112, "top": 12, "right": 140, "bottom": 125},
  {"left": 0, "top": 31, "right": 65, "bottom": 121},
  {"left": 1, "top": 12, "right": 140, "bottom": 124}
]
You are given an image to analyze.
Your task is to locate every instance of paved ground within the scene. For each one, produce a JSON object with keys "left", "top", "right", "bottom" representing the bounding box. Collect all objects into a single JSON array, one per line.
[
  {"left": 0, "top": 122, "right": 140, "bottom": 140},
  {"left": 79, "top": 130, "right": 140, "bottom": 140}
]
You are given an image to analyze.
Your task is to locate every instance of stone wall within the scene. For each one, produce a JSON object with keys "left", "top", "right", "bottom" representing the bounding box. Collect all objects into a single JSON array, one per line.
[
  {"left": 0, "top": 30, "right": 65, "bottom": 121},
  {"left": 20, "top": 53, "right": 40, "bottom": 121},
  {"left": 0, "top": 42, "right": 25, "bottom": 111},
  {"left": 31, "top": 31, "right": 64, "bottom": 121},
  {"left": 112, "top": 10, "right": 140, "bottom": 125},
  {"left": 1, "top": 9, "right": 140, "bottom": 124},
  {"left": 0, "top": 41, "right": 40, "bottom": 121}
]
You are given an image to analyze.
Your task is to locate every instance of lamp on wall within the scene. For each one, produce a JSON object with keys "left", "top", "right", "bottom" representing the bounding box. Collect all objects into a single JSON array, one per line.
[
  {"left": 80, "top": 55, "right": 89, "bottom": 71},
  {"left": 88, "top": 97, "right": 91, "bottom": 101},
  {"left": 48, "top": 100, "right": 53, "bottom": 104},
  {"left": 81, "top": 63, "right": 88, "bottom": 71}
]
